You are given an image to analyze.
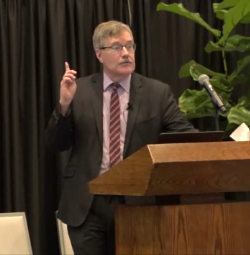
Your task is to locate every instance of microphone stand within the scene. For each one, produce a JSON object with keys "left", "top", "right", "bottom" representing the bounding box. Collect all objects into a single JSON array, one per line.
[{"left": 212, "top": 100, "right": 220, "bottom": 131}]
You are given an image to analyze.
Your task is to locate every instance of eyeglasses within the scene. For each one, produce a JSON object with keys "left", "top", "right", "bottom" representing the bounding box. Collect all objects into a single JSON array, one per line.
[{"left": 99, "top": 43, "right": 136, "bottom": 55}]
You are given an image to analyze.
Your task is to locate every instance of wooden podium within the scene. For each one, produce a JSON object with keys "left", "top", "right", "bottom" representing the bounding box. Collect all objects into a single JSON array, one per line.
[{"left": 89, "top": 141, "right": 250, "bottom": 255}]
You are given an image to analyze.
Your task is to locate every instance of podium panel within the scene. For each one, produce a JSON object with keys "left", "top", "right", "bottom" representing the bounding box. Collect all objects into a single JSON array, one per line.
[
  {"left": 89, "top": 141, "right": 250, "bottom": 255},
  {"left": 115, "top": 202, "right": 250, "bottom": 255}
]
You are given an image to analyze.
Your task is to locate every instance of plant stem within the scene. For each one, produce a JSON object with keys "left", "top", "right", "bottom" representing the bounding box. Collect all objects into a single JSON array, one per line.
[{"left": 222, "top": 49, "right": 228, "bottom": 77}]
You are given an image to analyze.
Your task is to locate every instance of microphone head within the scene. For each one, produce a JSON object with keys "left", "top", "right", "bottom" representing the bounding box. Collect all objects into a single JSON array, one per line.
[{"left": 198, "top": 74, "right": 209, "bottom": 86}]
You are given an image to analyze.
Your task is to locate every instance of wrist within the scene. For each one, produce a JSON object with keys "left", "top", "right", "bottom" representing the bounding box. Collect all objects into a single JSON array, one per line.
[{"left": 59, "top": 100, "right": 71, "bottom": 116}]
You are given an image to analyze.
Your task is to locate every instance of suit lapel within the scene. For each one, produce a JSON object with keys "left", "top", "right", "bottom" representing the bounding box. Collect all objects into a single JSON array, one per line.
[
  {"left": 91, "top": 73, "right": 103, "bottom": 147},
  {"left": 123, "top": 73, "right": 142, "bottom": 157}
]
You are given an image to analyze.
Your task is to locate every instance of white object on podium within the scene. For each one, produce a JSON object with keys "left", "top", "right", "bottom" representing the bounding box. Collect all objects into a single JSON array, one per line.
[{"left": 230, "top": 123, "right": 250, "bottom": 141}]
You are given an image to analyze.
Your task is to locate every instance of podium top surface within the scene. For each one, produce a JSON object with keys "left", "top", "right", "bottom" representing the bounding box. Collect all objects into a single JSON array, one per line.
[{"left": 148, "top": 141, "right": 250, "bottom": 162}]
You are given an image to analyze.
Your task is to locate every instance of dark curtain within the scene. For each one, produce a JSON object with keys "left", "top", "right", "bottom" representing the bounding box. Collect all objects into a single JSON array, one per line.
[
  {"left": 130, "top": 0, "right": 223, "bottom": 99},
  {"left": 130, "top": 0, "right": 250, "bottom": 130},
  {"left": 1, "top": 0, "right": 250, "bottom": 254},
  {"left": 0, "top": 0, "right": 130, "bottom": 254}
]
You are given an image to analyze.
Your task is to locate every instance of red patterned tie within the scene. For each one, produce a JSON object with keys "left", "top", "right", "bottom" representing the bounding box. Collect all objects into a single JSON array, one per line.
[{"left": 109, "top": 83, "right": 121, "bottom": 168}]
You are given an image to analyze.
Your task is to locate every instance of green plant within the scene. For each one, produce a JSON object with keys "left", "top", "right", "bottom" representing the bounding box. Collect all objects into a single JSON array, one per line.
[{"left": 157, "top": 0, "right": 250, "bottom": 132}]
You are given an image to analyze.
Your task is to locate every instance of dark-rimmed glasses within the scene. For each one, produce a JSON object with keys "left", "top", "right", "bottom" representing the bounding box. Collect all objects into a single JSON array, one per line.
[{"left": 99, "top": 43, "right": 136, "bottom": 55}]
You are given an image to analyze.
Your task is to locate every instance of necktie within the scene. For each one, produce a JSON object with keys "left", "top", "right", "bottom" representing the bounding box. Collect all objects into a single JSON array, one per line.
[{"left": 109, "top": 83, "right": 121, "bottom": 168}]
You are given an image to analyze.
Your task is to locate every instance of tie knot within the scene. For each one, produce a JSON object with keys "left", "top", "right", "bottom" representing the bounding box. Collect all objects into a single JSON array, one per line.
[{"left": 111, "top": 83, "right": 119, "bottom": 90}]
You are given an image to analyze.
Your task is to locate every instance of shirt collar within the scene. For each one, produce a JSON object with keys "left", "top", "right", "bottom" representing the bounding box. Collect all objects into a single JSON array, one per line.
[{"left": 103, "top": 72, "right": 131, "bottom": 93}]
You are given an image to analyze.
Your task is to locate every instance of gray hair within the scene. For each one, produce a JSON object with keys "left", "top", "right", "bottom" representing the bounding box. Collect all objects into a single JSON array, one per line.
[{"left": 92, "top": 20, "right": 133, "bottom": 50}]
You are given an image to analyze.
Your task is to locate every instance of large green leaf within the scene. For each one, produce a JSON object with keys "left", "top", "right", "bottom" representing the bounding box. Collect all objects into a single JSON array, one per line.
[
  {"left": 214, "top": 8, "right": 250, "bottom": 23},
  {"left": 218, "top": 91, "right": 233, "bottom": 110},
  {"left": 227, "top": 105, "right": 250, "bottom": 126},
  {"left": 214, "top": 0, "right": 239, "bottom": 11},
  {"left": 227, "top": 94, "right": 250, "bottom": 126},
  {"left": 215, "top": 9, "right": 228, "bottom": 20},
  {"left": 228, "top": 55, "right": 250, "bottom": 83},
  {"left": 218, "top": 0, "right": 250, "bottom": 45},
  {"left": 178, "top": 89, "right": 215, "bottom": 118},
  {"left": 205, "top": 35, "right": 250, "bottom": 53},
  {"left": 209, "top": 76, "right": 232, "bottom": 93},
  {"left": 237, "top": 95, "right": 250, "bottom": 109},
  {"left": 179, "top": 60, "right": 226, "bottom": 79},
  {"left": 230, "top": 74, "right": 250, "bottom": 87},
  {"left": 214, "top": 9, "right": 250, "bottom": 24},
  {"left": 157, "top": 3, "right": 221, "bottom": 38},
  {"left": 213, "top": 3, "right": 219, "bottom": 12},
  {"left": 241, "top": 16, "right": 250, "bottom": 24}
]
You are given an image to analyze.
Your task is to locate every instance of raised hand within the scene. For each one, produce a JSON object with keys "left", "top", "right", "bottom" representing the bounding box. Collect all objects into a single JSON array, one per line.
[{"left": 59, "top": 62, "right": 77, "bottom": 114}]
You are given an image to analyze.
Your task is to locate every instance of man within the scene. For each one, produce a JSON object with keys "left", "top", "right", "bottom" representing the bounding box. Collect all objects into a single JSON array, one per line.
[{"left": 46, "top": 20, "right": 197, "bottom": 255}]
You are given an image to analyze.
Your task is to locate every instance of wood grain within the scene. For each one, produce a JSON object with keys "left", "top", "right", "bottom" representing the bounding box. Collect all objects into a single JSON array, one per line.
[
  {"left": 115, "top": 202, "right": 250, "bottom": 255},
  {"left": 89, "top": 141, "right": 250, "bottom": 195}
]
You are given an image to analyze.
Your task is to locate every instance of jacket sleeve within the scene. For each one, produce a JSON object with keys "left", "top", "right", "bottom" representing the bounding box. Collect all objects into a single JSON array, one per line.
[
  {"left": 45, "top": 103, "right": 74, "bottom": 152},
  {"left": 161, "top": 85, "right": 199, "bottom": 132}
]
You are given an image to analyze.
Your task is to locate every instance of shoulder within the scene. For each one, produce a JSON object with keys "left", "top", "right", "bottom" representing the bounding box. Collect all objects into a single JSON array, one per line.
[{"left": 132, "top": 72, "right": 171, "bottom": 92}]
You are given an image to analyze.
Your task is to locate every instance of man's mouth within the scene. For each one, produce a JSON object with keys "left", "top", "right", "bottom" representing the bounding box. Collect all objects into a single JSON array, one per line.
[{"left": 119, "top": 61, "right": 131, "bottom": 65}]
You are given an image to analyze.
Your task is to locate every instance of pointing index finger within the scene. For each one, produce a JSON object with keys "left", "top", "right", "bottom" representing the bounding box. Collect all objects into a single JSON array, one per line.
[{"left": 65, "top": 62, "right": 70, "bottom": 72}]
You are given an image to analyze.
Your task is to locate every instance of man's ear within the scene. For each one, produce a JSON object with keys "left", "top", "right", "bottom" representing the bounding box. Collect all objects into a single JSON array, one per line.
[{"left": 95, "top": 49, "right": 103, "bottom": 63}]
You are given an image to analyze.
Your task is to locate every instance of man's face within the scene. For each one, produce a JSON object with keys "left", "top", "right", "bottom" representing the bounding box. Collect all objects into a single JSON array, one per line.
[{"left": 95, "top": 30, "right": 136, "bottom": 81}]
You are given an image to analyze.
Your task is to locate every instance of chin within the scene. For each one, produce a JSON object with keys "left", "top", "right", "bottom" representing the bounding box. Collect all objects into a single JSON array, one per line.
[{"left": 119, "top": 66, "right": 134, "bottom": 75}]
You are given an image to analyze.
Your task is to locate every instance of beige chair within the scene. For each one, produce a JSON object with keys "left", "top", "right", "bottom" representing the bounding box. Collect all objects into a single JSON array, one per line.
[
  {"left": 0, "top": 212, "right": 32, "bottom": 255},
  {"left": 56, "top": 213, "right": 74, "bottom": 255}
]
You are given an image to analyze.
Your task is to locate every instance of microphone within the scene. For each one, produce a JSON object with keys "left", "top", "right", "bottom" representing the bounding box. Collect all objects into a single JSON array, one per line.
[
  {"left": 198, "top": 74, "right": 227, "bottom": 113},
  {"left": 127, "top": 102, "right": 133, "bottom": 110}
]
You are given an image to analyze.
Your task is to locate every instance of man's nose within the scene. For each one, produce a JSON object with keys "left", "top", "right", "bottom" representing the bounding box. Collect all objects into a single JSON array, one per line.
[{"left": 121, "top": 46, "right": 129, "bottom": 55}]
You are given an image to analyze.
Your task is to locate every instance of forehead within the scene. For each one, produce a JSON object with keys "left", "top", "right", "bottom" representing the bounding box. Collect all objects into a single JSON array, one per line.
[{"left": 104, "top": 30, "right": 133, "bottom": 45}]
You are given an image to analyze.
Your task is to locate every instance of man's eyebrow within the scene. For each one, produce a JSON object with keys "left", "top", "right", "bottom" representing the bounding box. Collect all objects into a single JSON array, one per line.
[{"left": 111, "top": 40, "right": 133, "bottom": 45}]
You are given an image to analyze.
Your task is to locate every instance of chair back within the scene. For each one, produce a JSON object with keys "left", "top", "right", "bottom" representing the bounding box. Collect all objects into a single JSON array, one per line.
[
  {"left": 56, "top": 213, "right": 74, "bottom": 255},
  {"left": 0, "top": 212, "right": 32, "bottom": 255}
]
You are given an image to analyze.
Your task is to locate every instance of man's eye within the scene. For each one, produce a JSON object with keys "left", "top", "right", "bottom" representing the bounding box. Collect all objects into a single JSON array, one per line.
[{"left": 112, "top": 45, "right": 121, "bottom": 50}]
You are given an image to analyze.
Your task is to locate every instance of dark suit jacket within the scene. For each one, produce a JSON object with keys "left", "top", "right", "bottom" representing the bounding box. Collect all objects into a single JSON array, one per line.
[{"left": 45, "top": 72, "right": 197, "bottom": 227}]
